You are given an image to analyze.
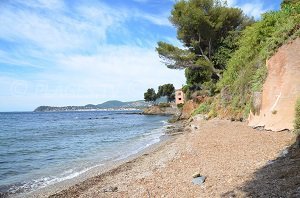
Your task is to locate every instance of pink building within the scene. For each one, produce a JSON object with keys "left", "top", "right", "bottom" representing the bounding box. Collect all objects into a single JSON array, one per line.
[{"left": 175, "top": 89, "right": 185, "bottom": 105}]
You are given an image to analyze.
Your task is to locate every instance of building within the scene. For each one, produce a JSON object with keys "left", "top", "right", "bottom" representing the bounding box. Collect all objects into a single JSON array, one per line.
[{"left": 175, "top": 89, "right": 185, "bottom": 105}]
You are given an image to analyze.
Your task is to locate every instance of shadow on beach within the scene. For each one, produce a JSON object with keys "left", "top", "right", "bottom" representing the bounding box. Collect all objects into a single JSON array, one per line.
[{"left": 222, "top": 142, "right": 300, "bottom": 198}]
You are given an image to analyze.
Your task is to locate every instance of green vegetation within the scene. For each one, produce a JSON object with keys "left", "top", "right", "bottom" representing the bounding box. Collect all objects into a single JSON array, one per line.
[
  {"left": 295, "top": 98, "right": 300, "bottom": 148},
  {"left": 144, "top": 84, "right": 175, "bottom": 103},
  {"left": 155, "top": 0, "right": 300, "bottom": 119},
  {"left": 157, "top": 0, "right": 254, "bottom": 97},
  {"left": 157, "top": 84, "right": 175, "bottom": 102},
  {"left": 177, "top": 103, "right": 184, "bottom": 109},
  {"left": 218, "top": 2, "right": 300, "bottom": 116},
  {"left": 144, "top": 88, "right": 157, "bottom": 103},
  {"left": 193, "top": 102, "right": 210, "bottom": 116},
  {"left": 294, "top": 98, "right": 300, "bottom": 131},
  {"left": 158, "top": 103, "right": 171, "bottom": 108},
  {"left": 281, "top": 0, "right": 300, "bottom": 7}
]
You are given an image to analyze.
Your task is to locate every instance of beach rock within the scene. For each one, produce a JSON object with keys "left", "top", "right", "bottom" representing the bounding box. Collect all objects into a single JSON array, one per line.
[
  {"left": 143, "top": 105, "right": 180, "bottom": 116},
  {"left": 103, "top": 186, "right": 118, "bottom": 192},
  {"left": 190, "top": 124, "right": 198, "bottom": 130},
  {"left": 192, "top": 176, "right": 206, "bottom": 185},
  {"left": 193, "top": 114, "right": 208, "bottom": 122},
  {"left": 180, "top": 100, "right": 198, "bottom": 119},
  {"left": 192, "top": 172, "right": 201, "bottom": 178}
]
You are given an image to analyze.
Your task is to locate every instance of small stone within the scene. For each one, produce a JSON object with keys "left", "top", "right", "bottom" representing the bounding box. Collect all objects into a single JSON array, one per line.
[
  {"left": 192, "top": 172, "right": 201, "bottom": 178},
  {"left": 103, "top": 186, "right": 118, "bottom": 193},
  {"left": 192, "top": 176, "right": 206, "bottom": 185},
  {"left": 111, "top": 186, "right": 118, "bottom": 192}
]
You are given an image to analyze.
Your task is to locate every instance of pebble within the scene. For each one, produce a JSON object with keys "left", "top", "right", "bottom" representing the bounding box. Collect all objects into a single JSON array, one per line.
[{"left": 192, "top": 176, "right": 206, "bottom": 185}]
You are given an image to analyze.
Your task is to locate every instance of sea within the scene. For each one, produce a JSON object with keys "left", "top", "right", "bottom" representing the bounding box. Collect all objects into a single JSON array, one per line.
[{"left": 0, "top": 110, "right": 169, "bottom": 196}]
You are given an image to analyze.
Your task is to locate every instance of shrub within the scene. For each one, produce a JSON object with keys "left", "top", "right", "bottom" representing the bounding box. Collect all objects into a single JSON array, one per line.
[
  {"left": 217, "top": 3, "right": 300, "bottom": 116},
  {"left": 294, "top": 98, "right": 300, "bottom": 130},
  {"left": 193, "top": 102, "right": 210, "bottom": 116},
  {"left": 158, "top": 103, "right": 170, "bottom": 108},
  {"left": 177, "top": 103, "right": 184, "bottom": 109}
]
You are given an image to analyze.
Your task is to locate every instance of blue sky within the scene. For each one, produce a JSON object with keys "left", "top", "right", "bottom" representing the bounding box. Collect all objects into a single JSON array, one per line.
[{"left": 0, "top": 0, "right": 282, "bottom": 111}]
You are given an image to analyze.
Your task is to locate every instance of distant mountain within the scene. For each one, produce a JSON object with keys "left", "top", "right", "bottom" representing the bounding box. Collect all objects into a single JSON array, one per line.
[
  {"left": 97, "top": 100, "right": 126, "bottom": 109},
  {"left": 34, "top": 100, "right": 151, "bottom": 112}
]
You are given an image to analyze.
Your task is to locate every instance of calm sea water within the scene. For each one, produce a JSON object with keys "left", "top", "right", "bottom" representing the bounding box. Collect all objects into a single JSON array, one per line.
[{"left": 0, "top": 111, "right": 169, "bottom": 195}]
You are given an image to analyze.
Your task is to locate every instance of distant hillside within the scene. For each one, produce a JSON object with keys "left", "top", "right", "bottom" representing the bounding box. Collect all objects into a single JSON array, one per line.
[
  {"left": 34, "top": 100, "right": 151, "bottom": 112},
  {"left": 97, "top": 100, "right": 125, "bottom": 108}
]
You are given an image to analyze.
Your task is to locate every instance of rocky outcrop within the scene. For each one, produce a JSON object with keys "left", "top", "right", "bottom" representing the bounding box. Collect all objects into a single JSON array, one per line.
[
  {"left": 142, "top": 105, "right": 180, "bottom": 116},
  {"left": 248, "top": 38, "right": 300, "bottom": 131},
  {"left": 180, "top": 100, "right": 198, "bottom": 119}
]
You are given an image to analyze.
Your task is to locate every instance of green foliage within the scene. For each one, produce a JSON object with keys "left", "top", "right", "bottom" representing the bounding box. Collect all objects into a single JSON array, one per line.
[
  {"left": 144, "top": 88, "right": 157, "bottom": 102},
  {"left": 157, "top": 84, "right": 175, "bottom": 102},
  {"left": 193, "top": 102, "right": 210, "bottom": 115},
  {"left": 158, "top": 103, "right": 171, "bottom": 108},
  {"left": 185, "top": 66, "right": 212, "bottom": 85},
  {"left": 156, "top": 0, "right": 254, "bottom": 92},
  {"left": 170, "top": 0, "right": 246, "bottom": 54},
  {"left": 281, "top": 0, "right": 300, "bottom": 8},
  {"left": 294, "top": 98, "right": 300, "bottom": 130},
  {"left": 212, "top": 31, "right": 241, "bottom": 70},
  {"left": 251, "top": 63, "right": 268, "bottom": 92},
  {"left": 177, "top": 103, "right": 184, "bottom": 109},
  {"left": 156, "top": 41, "right": 196, "bottom": 69},
  {"left": 218, "top": 3, "right": 300, "bottom": 115}
]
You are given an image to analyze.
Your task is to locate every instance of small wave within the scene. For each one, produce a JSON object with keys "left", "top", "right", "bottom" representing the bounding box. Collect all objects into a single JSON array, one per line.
[
  {"left": 2, "top": 164, "right": 104, "bottom": 195},
  {"left": 160, "top": 120, "right": 169, "bottom": 125},
  {"left": 88, "top": 117, "right": 114, "bottom": 120},
  {"left": 113, "top": 126, "right": 164, "bottom": 162}
]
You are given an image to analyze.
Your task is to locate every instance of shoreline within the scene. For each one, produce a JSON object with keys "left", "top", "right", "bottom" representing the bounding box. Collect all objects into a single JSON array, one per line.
[
  {"left": 17, "top": 120, "right": 186, "bottom": 198},
  {"left": 17, "top": 118, "right": 297, "bottom": 197}
]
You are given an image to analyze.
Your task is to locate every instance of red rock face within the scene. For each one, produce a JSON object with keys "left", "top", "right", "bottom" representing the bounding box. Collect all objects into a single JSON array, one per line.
[
  {"left": 248, "top": 38, "right": 300, "bottom": 131},
  {"left": 180, "top": 100, "right": 198, "bottom": 119}
]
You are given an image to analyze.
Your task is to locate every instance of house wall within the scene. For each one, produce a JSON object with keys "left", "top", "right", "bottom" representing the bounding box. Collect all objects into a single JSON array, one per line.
[{"left": 175, "top": 90, "right": 185, "bottom": 105}]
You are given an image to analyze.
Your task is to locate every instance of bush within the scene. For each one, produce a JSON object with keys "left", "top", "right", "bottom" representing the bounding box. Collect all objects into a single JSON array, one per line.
[
  {"left": 158, "top": 103, "right": 171, "bottom": 108},
  {"left": 217, "top": 3, "right": 300, "bottom": 116},
  {"left": 177, "top": 103, "right": 184, "bottom": 109},
  {"left": 193, "top": 102, "right": 210, "bottom": 116},
  {"left": 294, "top": 98, "right": 300, "bottom": 130}
]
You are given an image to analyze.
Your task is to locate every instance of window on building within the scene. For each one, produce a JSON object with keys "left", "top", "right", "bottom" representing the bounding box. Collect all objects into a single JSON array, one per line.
[{"left": 179, "top": 98, "right": 182, "bottom": 100}]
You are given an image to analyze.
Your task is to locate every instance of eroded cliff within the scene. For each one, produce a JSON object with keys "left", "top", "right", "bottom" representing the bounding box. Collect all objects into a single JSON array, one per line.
[{"left": 248, "top": 38, "right": 300, "bottom": 131}]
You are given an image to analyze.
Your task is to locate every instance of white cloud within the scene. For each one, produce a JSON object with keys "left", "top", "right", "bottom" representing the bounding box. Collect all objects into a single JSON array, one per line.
[
  {"left": 14, "top": 0, "right": 65, "bottom": 11},
  {"left": 0, "top": 0, "right": 172, "bottom": 53},
  {"left": 225, "top": 0, "right": 237, "bottom": 7},
  {"left": 240, "top": 2, "right": 267, "bottom": 19},
  {"left": 132, "top": 0, "right": 149, "bottom": 3},
  {"left": 224, "top": 0, "right": 270, "bottom": 19},
  {"left": 0, "top": 0, "right": 185, "bottom": 111},
  {"left": 0, "top": 45, "right": 186, "bottom": 110},
  {"left": 0, "top": 2, "right": 127, "bottom": 52},
  {"left": 138, "top": 12, "right": 172, "bottom": 27},
  {"left": 53, "top": 45, "right": 185, "bottom": 100}
]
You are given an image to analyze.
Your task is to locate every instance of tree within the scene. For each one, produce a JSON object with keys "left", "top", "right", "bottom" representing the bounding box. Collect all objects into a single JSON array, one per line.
[
  {"left": 156, "top": 0, "right": 254, "bottom": 87},
  {"left": 144, "top": 88, "right": 157, "bottom": 103},
  {"left": 281, "top": 0, "right": 299, "bottom": 8},
  {"left": 157, "top": 84, "right": 175, "bottom": 102}
]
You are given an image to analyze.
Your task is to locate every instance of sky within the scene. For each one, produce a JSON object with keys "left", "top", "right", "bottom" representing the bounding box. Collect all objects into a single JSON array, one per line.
[{"left": 0, "top": 0, "right": 282, "bottom": 111}]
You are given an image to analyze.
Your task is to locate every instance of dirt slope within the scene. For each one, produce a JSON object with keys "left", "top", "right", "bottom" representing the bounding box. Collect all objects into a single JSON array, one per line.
[{"left": 249, "top": 38, "right": 300, "bottom": 131}]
